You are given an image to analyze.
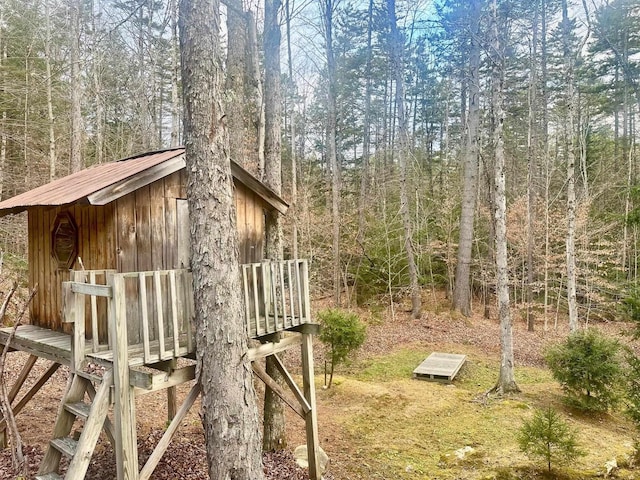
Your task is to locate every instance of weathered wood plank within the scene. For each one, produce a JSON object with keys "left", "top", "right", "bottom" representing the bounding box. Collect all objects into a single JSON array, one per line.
[
  {"left": 130, "top": 364, "right": 196, "bottom": 392},
  {"left": 64, "top": 370, "right": 114, "bottom": 479},
  {"left": 87, "top": 155, "right": 185, "bottom": 205},
  {"left": 139, "top": 273, "right": 151, "bottom": 364},
  {"left": 247, "top": 334, "right": 302, "bottom": 361},
  {"left": 252, "top": 362, "right": 305, "bottom": 419},
  {"left": 70, "top": 282, "right": 112, "bottom": 298},
  {"left": 412, "top": 352, "right": 467, "bottom": 382},
  {"left": 301, "top": 332, "right": 320, "bottom": 480},
  {"left": 108, "top": 273, "right": 139, "bottom": 480},
  {"left": 138, "top": 383, "right": 200, "bottom": 480},
  {"left": 153, "top": 271, "right": 166, "bottom": 360}
]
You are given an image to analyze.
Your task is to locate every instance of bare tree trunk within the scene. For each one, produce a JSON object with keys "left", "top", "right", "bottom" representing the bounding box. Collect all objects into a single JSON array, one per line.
[
  {"left": 452, "top": 1, "right": 482, "bottom": 316},
  {"left": 357, "top": 0, "right": 374, "bottom": 245},
  {"left": 92, "top": 0, "right": 105, "bottom": 165},
  {"left": 489, "top": 0, "right": 519, "bottom": 395},
  {"left": 562, "top": 0, "right": 578, "bottom": 332},
  {"left": 170, "top": 0, "right": 180, "bottom": 147},
  {"left": 246, "top": 10, "right": 265, "bottom": 176},
  {"left": 320, "top": 0, "right": 341, "bottom": 306},
  {"left": 225, "top": 0, "right": 248, "bottom": 166},
  {"left": 262, "top": 0, "right": 286, "bottom": 453},
  {"left": 526, "top": 1, "right": 539, "bottom": 332},
  {"left": 45, "top": 0, "right": 57, "bottom": 180},
  {"left": 541, "top": 0, "right": 550, "bottom": 329},
  {"left": 388, "top": 0, "right": 420, "bottom": 318},
  {"left": 70, "top": 0, "right": 83, "bottom": 173},
  {"left": 285, "top": 0, "right": 298, "bottom": 259},
  {"left": 178, "top": 0, "right": 265, "bottom": 477}
]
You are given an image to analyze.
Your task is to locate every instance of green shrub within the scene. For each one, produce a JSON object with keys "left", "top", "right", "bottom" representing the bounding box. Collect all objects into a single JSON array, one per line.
[
  {"left": 544, "top": 329, "right": 623, "bottom": 412},
  {"left": 318, "top": 309, "right": 366, "bottom": 388},
  {"left": 517, "top": 406, "right": 584, "bottom": 472}
]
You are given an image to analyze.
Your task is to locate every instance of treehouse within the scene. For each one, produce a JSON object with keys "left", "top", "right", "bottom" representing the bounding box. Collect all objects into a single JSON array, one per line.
[{"left": 0, "top": 148, "right": 321, "bottom": 480}]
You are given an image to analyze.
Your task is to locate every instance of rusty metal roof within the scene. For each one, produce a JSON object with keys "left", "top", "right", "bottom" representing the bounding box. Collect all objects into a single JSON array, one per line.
[{"left": 0, "top": 148, "right": 288, "bottom": 217}]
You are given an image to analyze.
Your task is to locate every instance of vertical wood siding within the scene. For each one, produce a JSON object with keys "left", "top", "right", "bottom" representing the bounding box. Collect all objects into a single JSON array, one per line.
[{"left": 28, "top": 172, "right": 268, "bottom": 334}]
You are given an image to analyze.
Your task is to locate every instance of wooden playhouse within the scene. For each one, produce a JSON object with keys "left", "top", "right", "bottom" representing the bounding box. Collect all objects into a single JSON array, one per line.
[{"left": 0, "top": 148, "right": 321, "bottom": 480}]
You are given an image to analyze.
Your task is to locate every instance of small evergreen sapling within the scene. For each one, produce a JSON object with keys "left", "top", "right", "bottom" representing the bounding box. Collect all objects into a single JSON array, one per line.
[
  {"left": 518, "top": 406, "right": 583, "bottom": 472},
  {"left": 318, "top": 309, "right": 366, "bottom": 388},
  {"left": 544, "top": 328, "right": 623, "bottom": 412}
]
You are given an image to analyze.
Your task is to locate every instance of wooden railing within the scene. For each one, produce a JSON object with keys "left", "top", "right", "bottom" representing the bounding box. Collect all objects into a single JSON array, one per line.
[
  {"left": 241, "top": 259, "right": 311, "bottom": 338},
  {"left": 63, "top": 269, "right": 194, "bottom": 369},
  {"left": 62, "top": 259, "right": 311, "bottom": 369}
]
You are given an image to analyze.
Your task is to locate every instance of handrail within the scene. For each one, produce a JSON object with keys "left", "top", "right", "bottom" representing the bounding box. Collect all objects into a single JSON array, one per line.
[
  {"left": 61, "top": 260, "right": 310, "bottom": 371},
  {"left": 241, "top": 259, "right": 310, "bottom": 338}
]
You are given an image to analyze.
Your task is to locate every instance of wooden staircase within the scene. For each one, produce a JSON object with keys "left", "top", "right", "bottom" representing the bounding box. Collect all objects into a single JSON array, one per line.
[{"left": 35, "top": 370, "right": 115, "bottom": 480}]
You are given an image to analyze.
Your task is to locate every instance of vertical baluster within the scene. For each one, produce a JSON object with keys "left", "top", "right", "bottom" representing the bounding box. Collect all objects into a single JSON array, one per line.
[
  {"left": 169, "top": 270, "right": 180, "bottom": 356},
  {"left": 154, "top": 271, "right": 166, "bottom": 360},
  {"left": 295, "top": 260, "right": 303, "bottom": 327},
  {"left": 242, "top": 265, "right": 251, "bottom": 336},
  {"left": 279, "top": 261, "right": 286, "bottom": 330},
  {"left": 270, "top": 262, "right": 278, "bottom": 333},
  {"left": 89, "top": 271, "right": 99, "bottom": 352},
  {"left": 302, "top": 260, "right": 311, "bottom": 322},
  {"left": 185, "top": 271, "right": 194, "bottom": 353},
  {"left": 252, "top": 264, "right": 260, "bottom": 337},
  {"left": 262, "top": 262, "right": 270, "bottom": 335},
  {"left": 287, "top": 261, "right": 295, "bottom": 328},
  {"left": 139, "top": 273, "right": 151, "bottom": 364}
]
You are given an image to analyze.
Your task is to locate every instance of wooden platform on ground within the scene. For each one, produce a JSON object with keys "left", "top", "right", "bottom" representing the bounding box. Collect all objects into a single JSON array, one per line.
[{"left": 413, "top": 352, "right": 467, "bottom": 382}]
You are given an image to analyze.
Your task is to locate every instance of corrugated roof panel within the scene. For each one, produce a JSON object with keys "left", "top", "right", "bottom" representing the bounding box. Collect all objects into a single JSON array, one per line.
[
  {"left": 0, "top": 149, "right": 184, "bottom": 213},
  {"left": 0, "top": 148, "right": 289, "bottom": 217}
]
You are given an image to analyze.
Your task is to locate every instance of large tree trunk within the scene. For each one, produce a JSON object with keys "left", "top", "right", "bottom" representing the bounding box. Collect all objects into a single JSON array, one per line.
[
  {"left": 452, "top": 1, "right": 482, "bottom": 317},
  {"left": 262, "top": 0, "right": 286, "bottom": 453},
  {"left": 388, "top": 0, "right": 421, "bottom": 318},
  {"left": 562, "top": 0, "right": 578, "bottom": 332},
  {"left": 178, "top": 0, "right": 265, "bottom": 478},
  {"left": 489, "top": 0, "right": 519, "bottom": 395}
]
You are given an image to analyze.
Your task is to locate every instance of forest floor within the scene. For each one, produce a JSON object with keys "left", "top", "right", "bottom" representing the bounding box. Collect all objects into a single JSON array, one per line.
[{"left": 0, "top": 289, "right": 638, "bottom": 479}]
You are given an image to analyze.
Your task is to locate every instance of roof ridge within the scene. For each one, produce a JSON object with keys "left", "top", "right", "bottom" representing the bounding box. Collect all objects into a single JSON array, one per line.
[{"left": 117, "top": 147, "right": 185, "bottom": 162}]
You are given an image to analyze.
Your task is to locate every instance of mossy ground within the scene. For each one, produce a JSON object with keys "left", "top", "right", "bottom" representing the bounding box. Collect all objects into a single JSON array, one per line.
[{"left": 314, "top": 343, "right": 637, "bottom": 479}]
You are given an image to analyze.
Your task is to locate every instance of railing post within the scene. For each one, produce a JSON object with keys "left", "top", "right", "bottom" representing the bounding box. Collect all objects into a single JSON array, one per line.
[
  {"left": 301, "top": 331, "right": 320, "bottom": 480},
  {"left": 62, "top": 275, "right": 86, "bottom": 373},
  {"left": 107, "top": 272, "right": 139, "bottom": 480}
]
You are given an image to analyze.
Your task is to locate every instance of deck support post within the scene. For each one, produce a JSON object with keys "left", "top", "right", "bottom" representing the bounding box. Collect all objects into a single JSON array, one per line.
[
  {"left": 166, "top": 359, "right": 178, "bottom": 421},
  {"left": 301, "top": 332, "right": 320, "bottom": 480},
  {"left": 108, "top": 273, "right": 139, "bottom": 480}
]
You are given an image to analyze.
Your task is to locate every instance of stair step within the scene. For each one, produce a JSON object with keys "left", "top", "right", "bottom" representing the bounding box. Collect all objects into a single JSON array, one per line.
[
  {"left": 64, "top": 401, "right": 91, "bottom": 419},
  {"left": 76, "top": 371, "right": 103, "bottom": 384},
  {"left": 50, "top": 437, "right": 78, "bottom": 458},
  {"left": 34, "top": 473, "right": 63, "bottom": 480}
]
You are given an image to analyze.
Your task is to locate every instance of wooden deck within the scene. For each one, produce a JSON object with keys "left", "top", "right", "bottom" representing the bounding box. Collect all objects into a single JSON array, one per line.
[
  {"left": 0, "top": 325, "right": 72, "bottom": 366},
  {"left": 413, "top": 352, "right": 467, "bottom": 382}
]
